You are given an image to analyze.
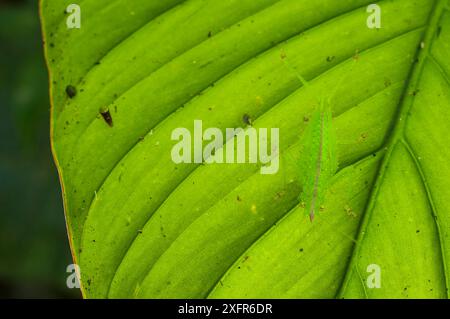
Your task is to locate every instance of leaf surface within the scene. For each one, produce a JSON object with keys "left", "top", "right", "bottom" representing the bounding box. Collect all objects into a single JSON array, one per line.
[{"left": 41, "top": 0, "right": 450, "bottom": 298}]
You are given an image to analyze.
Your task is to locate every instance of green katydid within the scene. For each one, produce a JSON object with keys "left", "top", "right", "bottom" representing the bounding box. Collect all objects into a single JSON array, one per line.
[
  {"left": 281, "top": 52, "right": 356, "bottom": 222},
  {"left": 298, "top": 98, "right": 337, "bottom": 222}
]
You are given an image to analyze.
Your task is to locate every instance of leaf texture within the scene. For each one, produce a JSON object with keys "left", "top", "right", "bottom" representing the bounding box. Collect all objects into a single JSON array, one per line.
[{"left": 40, "top": 0, "right": 450, "bottom": 298}]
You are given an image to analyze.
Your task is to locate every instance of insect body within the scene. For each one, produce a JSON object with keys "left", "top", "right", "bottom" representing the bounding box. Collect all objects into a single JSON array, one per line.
[
  {"left": 298, "top": 102, "right": 338, "bottom": 221},
  {"left": 281, "top": 51, "right": 350, "bottom": 221},
  {"left": 100, "top": 106, "right": 113, "bottom": 127}
]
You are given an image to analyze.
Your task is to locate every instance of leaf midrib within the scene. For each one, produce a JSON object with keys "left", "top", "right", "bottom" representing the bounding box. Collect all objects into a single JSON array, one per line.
[{"left": 336, "top": 0, "right": 449, "bottom": 298}]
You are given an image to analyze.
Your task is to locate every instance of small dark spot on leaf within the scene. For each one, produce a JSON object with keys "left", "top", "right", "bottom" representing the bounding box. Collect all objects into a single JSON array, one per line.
[
  {"left": 326, "top": 56, "right": 335, "bottom": 62},
  {"left": 137, "top": 230, "right": 143, "bottom": 234},
  {"left": 275, "top": 191, "right": 285, "bottom": 199},
  {"left": 243, "top": 114, "right": 252, "bottom": 126},
  {"left": 299, "top": 248, "right": 304, "bottom": 252},
  {"left": 384, "top": 78, "right": 392, "bottom": 88},
  {"left": 208, "top": 31, "right": 212, "bottom": 38},
  {"left": 237, "top": 195, "right": 242, "bottom": 202},
  {"left": 100, "top": 107, "right": 113, "bottom": 127},
  {"left": 66, "top": 85, "right": 77, "bottom": 98}
]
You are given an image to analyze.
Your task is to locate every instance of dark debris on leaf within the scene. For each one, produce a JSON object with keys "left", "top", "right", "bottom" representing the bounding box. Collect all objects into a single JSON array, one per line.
[{"left": 66, "top": 85, "right": 77, "bottom": 98}]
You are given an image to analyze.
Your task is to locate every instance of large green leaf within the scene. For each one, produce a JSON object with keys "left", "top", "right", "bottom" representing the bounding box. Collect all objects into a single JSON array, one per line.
[{"left": 41, "top": 0, "right": 450, "bottom": 298}]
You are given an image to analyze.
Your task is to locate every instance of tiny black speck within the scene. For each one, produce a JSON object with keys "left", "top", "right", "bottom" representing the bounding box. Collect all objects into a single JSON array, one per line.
[
  {"left": 243, "top": 114, "right": 252, "bottom": 126},
  {"left": 66, "top": 85, "right": 77, "bottom": 98}
]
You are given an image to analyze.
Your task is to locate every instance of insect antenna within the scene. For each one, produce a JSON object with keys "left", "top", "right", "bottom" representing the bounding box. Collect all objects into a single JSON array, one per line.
[{"left": 280, "top": 51, "right": 311, "bottom": 89}]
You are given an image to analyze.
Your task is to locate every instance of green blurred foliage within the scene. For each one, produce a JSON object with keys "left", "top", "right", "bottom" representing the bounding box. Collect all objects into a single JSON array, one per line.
[{"left": 0, "top": 0, "right": 78, "bottom": 298}]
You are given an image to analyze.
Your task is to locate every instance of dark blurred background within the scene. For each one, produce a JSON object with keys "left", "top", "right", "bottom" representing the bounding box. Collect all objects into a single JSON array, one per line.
[{"left": 0, "top": 0, "right": 79, "bottom": 298}]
